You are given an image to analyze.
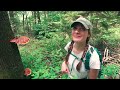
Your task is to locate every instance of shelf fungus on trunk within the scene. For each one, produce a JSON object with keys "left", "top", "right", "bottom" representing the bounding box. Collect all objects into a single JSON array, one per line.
[{"left": 10, "top": 36, "right": 30, "bottom": 45}]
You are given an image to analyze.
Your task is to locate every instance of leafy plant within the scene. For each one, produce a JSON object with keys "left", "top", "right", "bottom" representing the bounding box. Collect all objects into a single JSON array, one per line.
[
  {"left": 19, "top": 32, "right": 70, "bottom": 79},
  {"left": 100, "top": 64, "right": 120, "bottom": 79}
]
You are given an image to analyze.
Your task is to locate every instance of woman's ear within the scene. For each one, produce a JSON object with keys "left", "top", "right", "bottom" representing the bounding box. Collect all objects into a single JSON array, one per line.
[
  {"left": 87, "top": 34, "right": 90, "bottom": 38},
  {"left": 88, "top": 31, "right": 91, "bottom": 38}
]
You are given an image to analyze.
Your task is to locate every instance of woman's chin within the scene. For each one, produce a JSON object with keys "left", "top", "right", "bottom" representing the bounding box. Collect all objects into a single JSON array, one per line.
[{"left": 73, "top": 39, "right": 82, "bottom": 43}]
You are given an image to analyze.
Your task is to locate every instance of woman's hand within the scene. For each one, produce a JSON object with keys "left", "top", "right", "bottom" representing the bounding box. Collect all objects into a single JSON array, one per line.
[{"left": 61, "top": 61, "right": 70, "bottom": 74}]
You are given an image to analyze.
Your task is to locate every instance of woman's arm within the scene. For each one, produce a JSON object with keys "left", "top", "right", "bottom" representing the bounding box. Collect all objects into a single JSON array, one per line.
[
  {"left": 88, "top": 69, "right": 99, "bottom": 79},
  {"left": 61, "top": 61, "right": 70, "bottom": 74},
  {"left": 88, "top": 49, "right": 101, "bottom": 79}
]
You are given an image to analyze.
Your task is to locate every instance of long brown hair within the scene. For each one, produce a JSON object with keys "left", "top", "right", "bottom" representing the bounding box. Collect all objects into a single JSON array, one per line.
[
  {"left": 64, "top": 40, "right": 74, "bottom": 64},
  {"left": 86, "top": 29, "right": 91, "bottom": 44}
]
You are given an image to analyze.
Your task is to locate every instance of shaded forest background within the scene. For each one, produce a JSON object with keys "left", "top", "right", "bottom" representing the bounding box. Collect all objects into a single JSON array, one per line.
[{"left": 8, "top": 11, "right": 120, "bottom": 79}]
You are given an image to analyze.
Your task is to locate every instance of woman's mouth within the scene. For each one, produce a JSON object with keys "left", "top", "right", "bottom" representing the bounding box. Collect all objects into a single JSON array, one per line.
[{"left": 76, "top": 36, "right": 82, "bottom": 38}]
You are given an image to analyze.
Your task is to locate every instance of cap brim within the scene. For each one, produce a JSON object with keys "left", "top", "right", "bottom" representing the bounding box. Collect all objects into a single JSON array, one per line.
[{"left": 71, "top": 21, "right": 89, "bottom": 30}]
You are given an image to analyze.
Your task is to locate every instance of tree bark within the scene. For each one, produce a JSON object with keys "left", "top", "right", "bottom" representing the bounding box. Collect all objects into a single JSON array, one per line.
[
  {"left": 9, "top": 11, "right": 19, "bottom": 35},
  {"left": 37, "top": 11, "right": 41, "bottom": 23},
  {"left": 117, "top": 11, "right": 120, "bottom": 16},
  {"left": 0, "top": 11, "right": 24, "bottom": 79},
  {"left": 22, "top": 11, "right": 25, "bottom": 33},
  {"left": 34, "top": 11, "right": 37, "bottom": 24}
]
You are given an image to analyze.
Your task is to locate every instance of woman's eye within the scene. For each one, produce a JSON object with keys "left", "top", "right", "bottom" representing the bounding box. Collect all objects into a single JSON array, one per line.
[
  {"left": 73, "top": 27, "right": 85, "bottom": 31},
  {"left": 73, "top": 27, "right": 77, "bottom": 30}
]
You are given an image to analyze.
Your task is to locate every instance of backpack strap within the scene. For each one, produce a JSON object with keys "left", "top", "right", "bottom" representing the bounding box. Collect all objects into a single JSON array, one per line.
[
  {"left": 84, "top": 46, "right": 94, "bottom": 70},
  {"left": 84, "top": 50, "right": 92, "bottom": 70},
  {"left": 84, "top": 46, "right": 102, "bottom": 70},
  {"left": 94, "top": 48, "right": 102, "bottom": 63}
]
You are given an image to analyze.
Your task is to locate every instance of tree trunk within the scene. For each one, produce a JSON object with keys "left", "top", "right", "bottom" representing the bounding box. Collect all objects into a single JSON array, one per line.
[
  {"left": 37, "top": 11, "right": 41, "bottom": 23},
  {"left": 117, "top": 11, "right": 120, "bottom": 16},
  {"left": 0, "top": 11, "right": 24, "bottom": 79},
  {"left": 44, "top": 11, "right": 48, "bottom": 19},
  {"left": 34, "top": 11, "right": 37, "bottom": 24},
  {"left": 8, "top": 11, "right": 17, "bottom": 34},
  {"left": 25, "top": 14, "right": 30, "bottom": 36},
  {"left": 23, "top": 11, "right": 25, "bottom": 33}
]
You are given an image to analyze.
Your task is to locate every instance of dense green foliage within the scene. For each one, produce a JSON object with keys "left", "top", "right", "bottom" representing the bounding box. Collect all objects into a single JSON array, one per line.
[
  {"left": 19, "top": 32, "right": 70, "bottom": 79},
  {"left": 9, "top": 11, "right": 120, "bottom": 79},
  {"left": 100, "top": 64, "right": 120, "bottom": 79}
]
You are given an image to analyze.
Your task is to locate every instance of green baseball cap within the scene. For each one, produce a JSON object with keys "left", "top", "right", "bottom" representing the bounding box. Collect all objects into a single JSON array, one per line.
[{"left": 71, "top": 17, "right": 93, "bottom": 30}]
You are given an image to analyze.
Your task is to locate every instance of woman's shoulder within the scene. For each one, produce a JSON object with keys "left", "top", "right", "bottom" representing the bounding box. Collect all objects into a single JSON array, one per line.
[
  {"left": 88, "top": 44, "right": 98, "bottom": 51},
  {"left": 88, "top": 44, "right": 94, "bottom": 52},
  {"left": 64, "top": 41, "right": 72, "bottom": 51},
  {"left": 88, "top": 44, "right": 100, "bottom": 56},
  {"left": 88, "top": 45, "right": 101, "bottom": 69}
]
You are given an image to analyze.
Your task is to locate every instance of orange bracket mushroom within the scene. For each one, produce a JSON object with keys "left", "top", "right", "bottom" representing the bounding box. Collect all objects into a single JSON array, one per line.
[
  {"left": 10, "top": 36, "right": 30, "bottom": 45},
  {"left": 24, "top": 68, "right": 32, "bottom": 76}
]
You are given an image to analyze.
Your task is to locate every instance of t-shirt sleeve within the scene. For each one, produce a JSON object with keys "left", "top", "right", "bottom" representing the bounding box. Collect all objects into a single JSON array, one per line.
[
  {"left": 64, "top": 42, "right": 71, "bottom": 52},
  {"left": 89, "top": 50, "right": 101, "bottom": 69}
]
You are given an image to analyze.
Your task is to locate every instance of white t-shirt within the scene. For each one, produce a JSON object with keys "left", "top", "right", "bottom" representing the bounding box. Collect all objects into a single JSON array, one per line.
[{"left": 64, "top": 42, "right": 100, "bottom": 79}]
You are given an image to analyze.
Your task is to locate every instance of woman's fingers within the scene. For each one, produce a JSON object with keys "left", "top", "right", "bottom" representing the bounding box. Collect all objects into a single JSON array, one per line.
[
  {"left": 61, "top": 68, "right": 70, "bottom": 74},
  {"left": 61, "top": 61, "right": 70, "bottom": 74}
]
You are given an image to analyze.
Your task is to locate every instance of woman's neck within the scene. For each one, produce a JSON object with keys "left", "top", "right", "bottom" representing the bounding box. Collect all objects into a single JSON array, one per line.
[{"left": 73, "top": 42, "right": 87, "bottom": 54}]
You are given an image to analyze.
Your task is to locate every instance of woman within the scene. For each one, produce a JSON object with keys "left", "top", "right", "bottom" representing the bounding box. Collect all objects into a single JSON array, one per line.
[{"left": 61, "top": 17, "right": 101, "bottom": 79}]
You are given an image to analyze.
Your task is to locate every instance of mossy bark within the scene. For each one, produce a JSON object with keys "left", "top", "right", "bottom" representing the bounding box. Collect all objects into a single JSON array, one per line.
[{"left": 0, "top": 11, "right": 24, "bottom": 79}]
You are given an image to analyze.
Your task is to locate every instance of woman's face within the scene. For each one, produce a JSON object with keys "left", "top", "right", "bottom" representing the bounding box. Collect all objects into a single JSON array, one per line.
[{"left": 72, "top": 24, "right": 90, "bottom": 43}]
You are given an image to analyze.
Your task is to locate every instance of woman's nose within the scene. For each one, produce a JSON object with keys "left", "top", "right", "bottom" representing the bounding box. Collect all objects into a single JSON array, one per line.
[{"left": 75, "top": 29, "right": 80, "bottom": 33}]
